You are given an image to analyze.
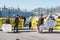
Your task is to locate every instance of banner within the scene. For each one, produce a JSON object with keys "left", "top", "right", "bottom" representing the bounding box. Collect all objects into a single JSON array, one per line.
[
  {"left": 54, "top": 18, "right": 60, "bottom": 30},
  {"left": 18, "top": 19, "right": 24, "bottom": 29},
  {"left": 0, "top": 18, "right": 24, "bottom": 29},
  {"left": 31, "top": 19, "right": 38, "bottom": 30},
  {"left": 31, "top": 18, "right": 60, "bottom": 30}
]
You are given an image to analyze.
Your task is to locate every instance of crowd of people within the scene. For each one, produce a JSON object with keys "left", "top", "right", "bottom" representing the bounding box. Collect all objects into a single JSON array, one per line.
[
  {"left": 2, "top": 14, "right": 26, "bottom": 33},
  {"left": 1, "top": 14, "right": 56, "bottom": 33}
]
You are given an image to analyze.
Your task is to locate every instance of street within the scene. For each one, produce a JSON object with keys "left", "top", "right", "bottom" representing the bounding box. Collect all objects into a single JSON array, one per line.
[{"left": 0, "top": 30, "right": 60, "bottom": 40}]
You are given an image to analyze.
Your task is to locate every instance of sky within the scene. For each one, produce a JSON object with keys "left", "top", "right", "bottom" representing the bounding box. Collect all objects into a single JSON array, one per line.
[{"left": 0, "top": 0, "right": 60, "bottom": 10}]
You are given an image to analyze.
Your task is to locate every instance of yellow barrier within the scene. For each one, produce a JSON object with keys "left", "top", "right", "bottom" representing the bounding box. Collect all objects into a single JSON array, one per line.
[
  {"left": 53, "top": 18, "right": 60, "bottom": 30},
  {"left": 0, "top": 18, "right": 60, "bottom": 30},
  {"left": 31, "top": 18, "right": 60, "bottom": 30},
  {"left": 0, "top": 18, "right": 24, "bottom": 29},
  {"left": 31, "top": 18, "right": 38, "bottom": 30},
  {"left": 0, "top": 18, "right": 5, "bottom": 28}
]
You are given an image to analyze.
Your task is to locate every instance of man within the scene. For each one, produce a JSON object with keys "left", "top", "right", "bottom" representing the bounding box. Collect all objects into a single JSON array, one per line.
[
  {"left": 48, "top": 15, "right": 55, "bottom": 33},
  {"left": 5, "top": 16, "right": 10, "bottom": 24},
  {"left": 2, "top": 16, "right": 12, "bottom": 32},
  {"left": 14, "top": 14, "right": 19, "bottom": 32}
]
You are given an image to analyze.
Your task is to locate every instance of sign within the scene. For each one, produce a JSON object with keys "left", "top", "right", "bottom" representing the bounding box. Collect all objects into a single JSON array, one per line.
[
  {"left": 0, "top": 18, "right": 24, "bottom": 29},
  {"left": 2, "top": 24, "right": 12, "bottom": 32}
]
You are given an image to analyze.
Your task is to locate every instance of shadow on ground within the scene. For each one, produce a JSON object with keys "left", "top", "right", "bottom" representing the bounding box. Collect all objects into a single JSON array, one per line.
[
  {"left": 39, "top": 31, "right": 60, "bottom": 34},
  {"left": 7, "top": 30, "right": 35, "bottom": 33}
]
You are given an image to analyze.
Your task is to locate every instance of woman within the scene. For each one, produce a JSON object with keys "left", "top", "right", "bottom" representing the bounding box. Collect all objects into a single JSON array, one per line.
[{"left": 37, "top": 14, "right": 44, "bottom": 33}]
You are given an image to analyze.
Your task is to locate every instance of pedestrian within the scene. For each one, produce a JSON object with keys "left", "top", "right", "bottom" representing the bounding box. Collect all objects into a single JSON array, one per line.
[
  {"left": 14, "top": 14, "right": 19, "bottom": 33},
  {"left": 5, "top": 16, "right": 10, "bottom": 24},
  {"left": 48, "top": 14, "right": 55, "bottom": 33},
  {"left": 37, "top": 14, "right": 44, "bottom": 33},
  {"left": 22, "top": 16, "right": 26, "bottom": 27},
  {"left": 23, "top": 16, "right": 26, "bottom": 27},
  {"left": 2, "top": 16, "right": 12, "bottom": 32}
]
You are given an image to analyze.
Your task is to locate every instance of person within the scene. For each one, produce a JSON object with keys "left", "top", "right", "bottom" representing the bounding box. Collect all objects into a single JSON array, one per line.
[
  {"left": 14, "top": 14, "right": 19, "bottom": 32},
  {"left": 23, "top": 16, "right": 26, "bottom": 27},
  {"left": 2, "top": 16, "right": 12, "bottom": 32},
  {"left": 48, "top": 15, "right": 55, "bottom": 33},
  {"left": 21, "top": 16, "right": 26, "bottom": 27},
  {"left": 37, "top": 14, "right": 44, "bottom": 33},
  {"left": 29, "top": 15, "right": 33, "bottom": 29},
  {"left": 5, "top": 16, "right": 10, "bottom": 24}
]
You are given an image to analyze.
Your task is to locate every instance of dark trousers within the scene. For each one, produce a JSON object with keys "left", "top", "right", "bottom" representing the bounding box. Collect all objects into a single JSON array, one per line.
[
  {"left": 14, "top": 24, "right": 18, "bottom": 32},
  {"left": 29, "top": 22, "right": 31, "bottom": 29},
  {"left": 24, "top": 21, "right": 26, "bottom": 27},
  {"left": 49, "top": 28, "right": 53, "bottom": 33}
]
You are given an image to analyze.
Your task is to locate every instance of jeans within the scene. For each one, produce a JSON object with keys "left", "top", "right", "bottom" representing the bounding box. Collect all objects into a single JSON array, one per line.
[{"left": 49, "top": 28, "right": 53, "bottom": 33}]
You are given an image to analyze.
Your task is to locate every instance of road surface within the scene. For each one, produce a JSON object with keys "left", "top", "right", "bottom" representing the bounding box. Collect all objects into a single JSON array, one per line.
[{"left": 0, "top": 30, "right": 60, "bottom": 40}]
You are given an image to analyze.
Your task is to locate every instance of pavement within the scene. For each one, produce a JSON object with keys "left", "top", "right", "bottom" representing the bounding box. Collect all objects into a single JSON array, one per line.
[{"left": 0, "top": 30, "right": 60, "bottom": 40}]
